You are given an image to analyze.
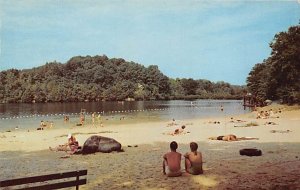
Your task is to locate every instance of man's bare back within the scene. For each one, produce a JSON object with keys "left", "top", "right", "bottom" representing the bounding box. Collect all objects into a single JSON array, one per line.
[{"left": 163, "top": 141, "right": 182, "bottom": 177}]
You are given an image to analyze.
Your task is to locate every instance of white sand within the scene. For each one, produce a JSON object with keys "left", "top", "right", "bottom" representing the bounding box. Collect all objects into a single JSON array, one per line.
[{"left": 0, "top": 104, "right": 299, "bottom": 189}]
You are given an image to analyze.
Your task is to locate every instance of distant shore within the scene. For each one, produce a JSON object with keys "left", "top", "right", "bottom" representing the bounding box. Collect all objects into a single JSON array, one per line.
[{"left": 0, "top": 104, "right": 299, "bottom": 189}]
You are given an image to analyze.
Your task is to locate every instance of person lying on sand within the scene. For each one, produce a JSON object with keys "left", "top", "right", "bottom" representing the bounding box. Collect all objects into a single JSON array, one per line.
[
  {"left": 49, "top": 144, "right": 70, "bottom": 152},
  {"left": 264, "top": 121, "right": 278, "bottom": 125},
  {"left": 270, "top": 130, "right": 291, "bottom": 133},
  {"left": 184, "top": 142, "right": 203, "bottom": 175},
  {"left": 230, "top": 117, "right": 246, "bottom": 123},
  {"left": 163, "top": 141, "right": 182, "bottom": 177},
  {"left": 209, "top": 134, "right": 259, "bottom": 141},
  {"left": 234, "top": 122, "right": 258, "bottom": 128},
  {"left": 208, "top": 121, "right": 221, "bottom": 124},
  {"left": 163, "top": 125, "right": 188, "bottom": 136}
]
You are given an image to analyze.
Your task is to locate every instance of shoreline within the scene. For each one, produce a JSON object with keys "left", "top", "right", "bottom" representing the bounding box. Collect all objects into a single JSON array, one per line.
[
  {"left": 0, "top": 104, "right": 299, "bottom": 152},
  {"left": 0, "top": 104, "right": 299, "bottom": 189}
]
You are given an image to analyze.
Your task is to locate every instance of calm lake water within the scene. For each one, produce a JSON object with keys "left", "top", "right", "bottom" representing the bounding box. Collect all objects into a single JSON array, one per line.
[{"left": 0, "top": 100, "right": 250, "bottom": 131}]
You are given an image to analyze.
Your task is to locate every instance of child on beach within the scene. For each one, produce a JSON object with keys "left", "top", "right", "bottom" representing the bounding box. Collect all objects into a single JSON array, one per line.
[
  {"left": 163, "top": 141, "right": 182, "bottom": 177},
  {"left": 184, "top": 142, "right": 203, "bottom": 175}
]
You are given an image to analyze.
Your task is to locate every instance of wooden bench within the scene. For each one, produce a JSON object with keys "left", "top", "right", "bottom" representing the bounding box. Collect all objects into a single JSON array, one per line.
[{"left": 0, "top": 170, "right": 87, "bottom": 190}]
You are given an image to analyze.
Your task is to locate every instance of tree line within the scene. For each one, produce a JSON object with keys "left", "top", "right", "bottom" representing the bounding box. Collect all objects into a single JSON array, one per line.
[
  {"left": 0, "top": 55, "right": 246, "bottom": 103},
  {"left": 246, "top": 24, "right": 300, "bottom": 104}
]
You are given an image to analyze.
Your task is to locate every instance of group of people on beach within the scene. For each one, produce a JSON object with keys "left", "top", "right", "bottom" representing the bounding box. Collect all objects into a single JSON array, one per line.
[
  {"left": 79, "top": 112, "right": 104, "bottom": 127},
  {"left": 163, "top": 141, "right": 203, "bottom": 177},
  {"left": 64, "top": 112, "right": 104, "bottom": 127},
  {"left": 256, "top": 109, "right": 280, "bottom": 119}
]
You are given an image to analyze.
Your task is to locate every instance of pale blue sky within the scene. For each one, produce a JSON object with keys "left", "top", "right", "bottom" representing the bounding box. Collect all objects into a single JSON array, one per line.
[{"left": 0, "top": 0, "right": 299, "bottom": 85}]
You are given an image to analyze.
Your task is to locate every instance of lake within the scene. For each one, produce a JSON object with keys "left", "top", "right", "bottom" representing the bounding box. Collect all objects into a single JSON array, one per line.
[{"left": 0, "top": 100, "right": 251, "bottom": 131}]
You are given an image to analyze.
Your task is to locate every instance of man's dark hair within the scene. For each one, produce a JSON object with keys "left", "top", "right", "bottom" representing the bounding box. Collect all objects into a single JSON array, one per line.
[
  {"left": 170, "top": 141, "right": 178, "bottom": 151},
  {"left": 190, "top": 142, "right": 198, "bottom": 152}
]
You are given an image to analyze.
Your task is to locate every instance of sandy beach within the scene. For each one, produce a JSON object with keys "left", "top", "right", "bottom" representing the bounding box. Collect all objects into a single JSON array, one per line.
[{"left": 1, "top": 104, "right": 300, "bottom": 189}]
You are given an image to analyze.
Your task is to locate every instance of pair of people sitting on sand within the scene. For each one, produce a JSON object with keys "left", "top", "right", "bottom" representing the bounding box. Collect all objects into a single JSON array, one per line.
[
  {"left": 163, "top": 141, "right": 203, "bottom": 177},
  {"left": 208, "top": 134, "right": 259, "bottom": 141},
  {"left": 49, "top": 134, "right": 81, "bottom": 154}
]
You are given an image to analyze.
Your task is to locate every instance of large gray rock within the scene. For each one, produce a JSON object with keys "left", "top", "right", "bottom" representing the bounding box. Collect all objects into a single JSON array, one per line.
[{"left": 80, "top": 135, "right": 122, "bottom": 154}]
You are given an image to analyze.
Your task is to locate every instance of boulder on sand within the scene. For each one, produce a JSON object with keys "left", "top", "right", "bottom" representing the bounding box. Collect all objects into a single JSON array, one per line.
[{"left": 79, "top": 135, "right": 123, "bottom": 154}]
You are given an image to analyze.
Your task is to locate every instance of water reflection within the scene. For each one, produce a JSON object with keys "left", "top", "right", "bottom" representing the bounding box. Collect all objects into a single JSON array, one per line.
[{"left": 0, "top": 100, "right": 250, "bottom": 131}]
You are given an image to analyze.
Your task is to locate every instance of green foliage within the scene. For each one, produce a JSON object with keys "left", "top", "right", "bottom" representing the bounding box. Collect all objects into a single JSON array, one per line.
[
  {"left": 0, "top": 55, "right": 245, "bottom": 103},
  {"left": 247, "top": 24, "right": 300, "bottom": 104},
  {"left": 168, "top": 78, "right": 245, "bottom": 100}
]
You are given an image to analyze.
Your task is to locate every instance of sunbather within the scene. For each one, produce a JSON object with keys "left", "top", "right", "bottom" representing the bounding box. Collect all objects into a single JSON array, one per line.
[
  {"left": 264, "top": 121, "right": 278, "bottom": 125},
  {"left": 230, "top": 117, "right": 246, "bottom": 123},
  {"left": 209, "top": 134, "right": 259, "bottom": 141},
  {"left": 163, "top": 125, "right": 187, "bottom": 136}
]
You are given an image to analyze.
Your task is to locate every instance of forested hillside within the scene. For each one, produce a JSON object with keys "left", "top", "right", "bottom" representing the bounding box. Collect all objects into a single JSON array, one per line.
[
  {"left": 247, "top": 24, "right": 300, "bottom": 104},
  {"left": 0, "top": 55, "right": 245, "bottom": 103}
]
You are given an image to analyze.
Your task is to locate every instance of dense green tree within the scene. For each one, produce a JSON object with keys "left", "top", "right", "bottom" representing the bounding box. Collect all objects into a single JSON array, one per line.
[
  {"left": 247, "top": 24, "right": 300, "bottom": 104},
  {"left": 1, "top": 55, "right": 245, "bottom": 103},
  {"left": 181, "top": 78, "right": 198, "bottom": 95}
]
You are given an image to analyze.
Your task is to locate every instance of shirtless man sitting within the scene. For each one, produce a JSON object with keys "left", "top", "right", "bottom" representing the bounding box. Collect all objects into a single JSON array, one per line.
[
  {"left": 184, "top": 142, "right": 203, "bottom": 175},
  {"left": 163, "top": 141, "right": 182, "bottom": 177}
]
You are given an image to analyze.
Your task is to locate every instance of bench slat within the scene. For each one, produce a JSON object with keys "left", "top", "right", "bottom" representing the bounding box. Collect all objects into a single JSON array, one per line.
[
  {"left": 18, "top": 179, "right": 87, "bottom": 190},
  {"left": 0, "top": 170, "right": 87, "bottom": 187}
]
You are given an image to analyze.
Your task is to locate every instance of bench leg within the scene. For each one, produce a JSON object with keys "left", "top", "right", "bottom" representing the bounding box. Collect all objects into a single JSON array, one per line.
[{"left": 76, "top": 175, "right": 79, "bottom": 190}]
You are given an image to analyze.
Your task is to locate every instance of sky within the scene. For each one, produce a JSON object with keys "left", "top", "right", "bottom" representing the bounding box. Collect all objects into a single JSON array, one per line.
[{"left": 0, "top": 0, "right": 299, "bottom": 85}]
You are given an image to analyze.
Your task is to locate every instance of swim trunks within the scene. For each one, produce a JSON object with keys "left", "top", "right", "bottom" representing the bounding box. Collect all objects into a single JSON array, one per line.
[
  {"left": 165, "top": 166, "right": 182, "bottom": 177},
  {"left": 217, "top": 136, "right": 224, "bottom": 140},
  {"left": 188, "top": 164, "right": 203, "bottom": 175}
]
